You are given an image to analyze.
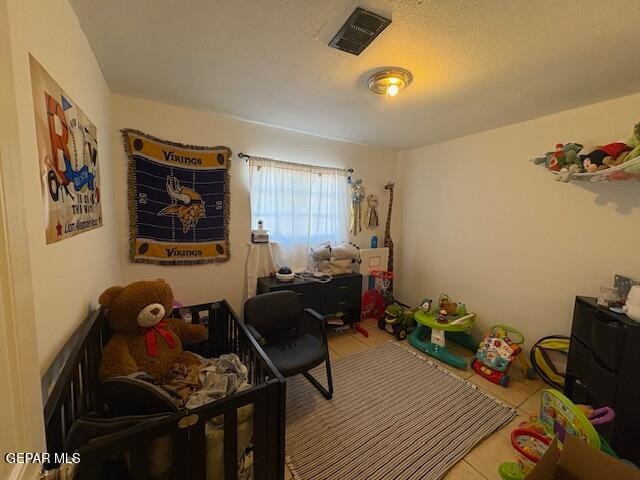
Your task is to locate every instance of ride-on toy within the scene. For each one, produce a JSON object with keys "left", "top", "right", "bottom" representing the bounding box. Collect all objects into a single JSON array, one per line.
[
  {"left": 379, "top": 300, "right": 416, "bottom": 340},
  {"left": 471, "top": 325, "right": 536, "bottom": 387},
  {"left": 410, "top": 295, "right": 477, "bottom": 369},
  {"left": 361, "top": 270, "right": 393, "bottom": 331}
]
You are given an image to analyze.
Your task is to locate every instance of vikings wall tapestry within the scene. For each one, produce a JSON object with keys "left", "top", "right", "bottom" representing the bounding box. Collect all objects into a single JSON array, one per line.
[
  {"left": 29, "top": 55, "right": 102, "bottom": 243},
  {"left": 122, "top": 129, "right": 231, "bottom": 265}
]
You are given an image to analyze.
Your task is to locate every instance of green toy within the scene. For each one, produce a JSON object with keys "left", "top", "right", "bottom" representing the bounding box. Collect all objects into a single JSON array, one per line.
[
  {"left": 626, "top": 121, "right": 640, "bottom": 161},
  {"left": 498, "top": 389, "right": 618, "bottom": 479},
  {"left": 410, "top": 309, "right": 477, "bottom": 369},
  {"left": 379, "top": 301, "right": 417, "bottom": 340},
  {"left": 532, "top": 142, "right": 583, "bottom": 171}
]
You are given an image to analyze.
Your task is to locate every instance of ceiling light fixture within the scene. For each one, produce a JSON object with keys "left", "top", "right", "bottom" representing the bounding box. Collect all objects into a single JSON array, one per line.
[{"left": 368, "top": 68, "right": 412, "bottom": 99}]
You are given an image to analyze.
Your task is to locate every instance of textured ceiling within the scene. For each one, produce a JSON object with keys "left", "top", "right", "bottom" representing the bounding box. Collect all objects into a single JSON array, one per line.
[{"left": 70, "top": 0, "right": 640, "bottom": 149}]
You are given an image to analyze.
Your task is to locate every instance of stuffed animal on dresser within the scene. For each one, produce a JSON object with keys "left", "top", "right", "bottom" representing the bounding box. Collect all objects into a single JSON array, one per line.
[{"left": 98, "top": 279, "right": 207, "bottom": 381}]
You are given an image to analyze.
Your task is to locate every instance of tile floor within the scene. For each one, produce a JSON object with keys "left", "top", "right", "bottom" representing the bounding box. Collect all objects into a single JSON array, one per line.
[{"left": 284, "top": 318, "right": 547, "bottom": 480}]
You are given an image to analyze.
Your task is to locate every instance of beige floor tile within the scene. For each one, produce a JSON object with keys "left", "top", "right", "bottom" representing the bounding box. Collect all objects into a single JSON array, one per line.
[
  {"left": 443, "top": 460, "right": 488, "bottom": 480},
  {"left": 284, "top": 464, "right": 293, "bottom": 480},
  {"left": 464, "top": 410, "right": 528, "bottom": 480},
  {"left": 355, "top": 329, "right": 393, "bottom": 348},
  {"left": 361, "top": 317, "right": 382, "bottom": 329},
  {"left": 358, "top": 335, "right": 391, "bottom": 349},
  {"left": 519, "top": 388, "right": 544, "bottom": 416},
  {"left": 468, "top": 366, "right": 546, "bottom": 407},
  {"left": 327, "top": 331, "right": 369, "bottom": 357}
]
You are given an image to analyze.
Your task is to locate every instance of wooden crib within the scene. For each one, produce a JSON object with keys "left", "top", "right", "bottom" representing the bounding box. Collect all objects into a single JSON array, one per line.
[{"left": 43, "top": 300, "right": 286, "bottom": 480}]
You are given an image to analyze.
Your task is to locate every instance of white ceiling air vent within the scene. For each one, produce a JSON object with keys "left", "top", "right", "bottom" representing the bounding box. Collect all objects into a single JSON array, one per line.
[{"left": 329, "top": 7, "right": 391, "bottom": 56}]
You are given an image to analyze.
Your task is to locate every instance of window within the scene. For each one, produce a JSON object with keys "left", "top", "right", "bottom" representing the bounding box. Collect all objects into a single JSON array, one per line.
[{"left": 248, "top": 157, "right": 349, "bottom": 267}]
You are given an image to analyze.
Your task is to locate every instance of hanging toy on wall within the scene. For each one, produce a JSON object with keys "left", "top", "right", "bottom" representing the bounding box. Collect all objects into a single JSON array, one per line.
[
  {"left": 383, "top": 182, "right": 395, "bottom": 293},
  {"left": 365, "top": 194, "right": 379, "bottom": 229},
  {"left": 350, "top": 179, "right": 365, "bottom": 235}
]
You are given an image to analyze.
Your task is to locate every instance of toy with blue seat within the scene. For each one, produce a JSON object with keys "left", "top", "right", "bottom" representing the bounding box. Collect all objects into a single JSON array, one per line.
[{"left": 409, "top": 294, "right": 477, "bottom": 369}]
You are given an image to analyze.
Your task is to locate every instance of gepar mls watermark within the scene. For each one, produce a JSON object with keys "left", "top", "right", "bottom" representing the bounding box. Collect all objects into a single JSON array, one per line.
[{"left": 4, "top": 452, "right": 80, "bottom": 464}]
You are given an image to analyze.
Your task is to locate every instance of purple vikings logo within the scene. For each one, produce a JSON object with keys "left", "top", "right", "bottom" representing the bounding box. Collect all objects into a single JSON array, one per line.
[{"left": 159, "top": 176, "right": 205, "bottom": 233}]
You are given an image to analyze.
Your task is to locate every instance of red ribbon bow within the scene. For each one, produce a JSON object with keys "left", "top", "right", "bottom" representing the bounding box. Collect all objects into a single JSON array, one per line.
[{"left": 139, "top": 320, "right": 177, "bottom": 357}]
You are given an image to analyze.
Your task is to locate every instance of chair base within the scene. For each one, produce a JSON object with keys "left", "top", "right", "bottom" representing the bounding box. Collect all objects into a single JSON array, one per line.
[{"left": 302, "top": 357, "right": 333, "bottom": 400}]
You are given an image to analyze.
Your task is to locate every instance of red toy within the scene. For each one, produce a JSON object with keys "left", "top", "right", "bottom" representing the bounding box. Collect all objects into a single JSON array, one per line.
[
  {"left": 360, "top": 270, "right": 395, "bottom": 337},
  {"left": 472, "top": 325, "right": 535, "bottom": 387}
]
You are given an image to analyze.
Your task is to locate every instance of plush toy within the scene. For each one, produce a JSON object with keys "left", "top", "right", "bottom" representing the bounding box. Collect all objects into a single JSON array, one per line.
[
  {"left": 533, "top": 143, "right": 583, "bottom": 171},
  {"left": 580, "top": 142, "right": 631, "bottom": 173},
  {"left": 603, "top": 151, "right": 629, "bottom": 168},
  {"left": 98, "top": 279, "right": 208, "bottom": 381},
  {"left": 625, "top": 122, "right": 640, "bottom": 161}
]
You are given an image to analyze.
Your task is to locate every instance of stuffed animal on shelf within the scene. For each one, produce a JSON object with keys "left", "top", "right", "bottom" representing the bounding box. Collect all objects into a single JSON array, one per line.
[
  {"left": 556, "top": 163, "right": 584, "bottom": 183},
  {"left": 98, "top": 279, "right": 208, "bottom": 381},
  {"left": 532, "top": 142, "right": 583, "bottom": 171},
  {"left": 625, "top": 121, "right": 640, "bottom": 161},
  {"left": 580, "top": 142, "right": 631, "bottom": 173}
]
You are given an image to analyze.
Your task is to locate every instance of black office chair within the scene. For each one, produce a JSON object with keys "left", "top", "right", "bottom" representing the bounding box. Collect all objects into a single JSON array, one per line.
[{"left": 244, "top": 290, "right": 333, "bottom": 399}]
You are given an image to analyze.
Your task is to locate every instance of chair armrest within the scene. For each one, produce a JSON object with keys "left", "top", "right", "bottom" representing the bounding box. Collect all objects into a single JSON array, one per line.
[
  {"left": 304, "top": 308, "right": 325, "bottom": 324},
  {"left": 302, "top": 308, "right": 328, "bottom": 345}
]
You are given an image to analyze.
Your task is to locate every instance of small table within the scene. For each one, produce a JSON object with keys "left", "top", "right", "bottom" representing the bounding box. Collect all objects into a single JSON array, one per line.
[{"left": 409, "top": 311, "right": 477, "bottom": 370}]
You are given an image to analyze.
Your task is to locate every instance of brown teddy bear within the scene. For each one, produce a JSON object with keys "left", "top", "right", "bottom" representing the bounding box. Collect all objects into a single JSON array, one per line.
[{"left": 98, "top": 279, "right": 207, "bottom": 381}]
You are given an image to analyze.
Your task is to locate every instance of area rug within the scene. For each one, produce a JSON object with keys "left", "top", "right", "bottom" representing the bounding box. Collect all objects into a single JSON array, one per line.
[{"left": 285, "top": 342, "right": 516, "bottom": 480}]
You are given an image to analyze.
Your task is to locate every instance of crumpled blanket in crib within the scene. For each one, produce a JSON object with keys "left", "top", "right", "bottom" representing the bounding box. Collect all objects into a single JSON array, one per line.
[{"left": 159, "top": 353, "right": 248, "bottom": 409}]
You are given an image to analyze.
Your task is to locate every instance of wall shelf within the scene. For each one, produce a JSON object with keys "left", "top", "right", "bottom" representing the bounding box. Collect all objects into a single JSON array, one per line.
[{"left": 545, "top": 156, "right": 640, "bottom": 183}]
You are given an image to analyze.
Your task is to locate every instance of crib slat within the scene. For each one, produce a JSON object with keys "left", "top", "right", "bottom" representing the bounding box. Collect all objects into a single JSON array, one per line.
[
  {"left": 73, "top": 363, "right": 84, "bottom": 417},
  {"left": 128, "top": 446, "right": 153, "bottom": 480},
  {"left": 223, "top": 408, "right": 238, "bottom": 480},
  {"left": 171, "top": 429, "right": 190, "bottom": 480},
  {"left": 189, "top": 421, "right": 207, "bottom": 480},
  {"left": 81, "top": 349, "right": 91, "bottom": 413},
  {"left": 252, "top": 389, "right": 268, "bottom": 480}
]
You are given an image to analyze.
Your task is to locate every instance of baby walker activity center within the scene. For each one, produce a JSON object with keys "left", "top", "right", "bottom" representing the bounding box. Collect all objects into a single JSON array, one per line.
[{"left": 409, "top": 294, "right": 477, "bottom": 369}]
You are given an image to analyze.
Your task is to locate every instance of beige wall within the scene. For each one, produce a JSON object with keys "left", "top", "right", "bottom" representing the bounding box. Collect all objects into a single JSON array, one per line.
[
  {"left": 5, "top": 0, "right": 121, "bottom": 372},
  {"left": 397, "top": 92, "right": 640, "bottom": 347},
  {"left": 112, "top": 94, "right": 400, "bottom": 312}
]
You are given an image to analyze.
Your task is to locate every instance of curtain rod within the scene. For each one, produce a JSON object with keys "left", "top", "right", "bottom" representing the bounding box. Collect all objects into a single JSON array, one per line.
[{"left": 237, "top": 152, "right": 353, "bottom": 173}]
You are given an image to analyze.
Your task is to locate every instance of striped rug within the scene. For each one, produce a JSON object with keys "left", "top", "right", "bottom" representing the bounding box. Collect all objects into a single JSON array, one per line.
[{"left": 285, "top": 341, "right": 516, "bottom": 480}]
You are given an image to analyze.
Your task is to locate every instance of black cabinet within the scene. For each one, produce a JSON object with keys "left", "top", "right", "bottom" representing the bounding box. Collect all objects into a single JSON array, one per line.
[
  {"left": 257, "top": 273, "right": 362, "bottom": 324},
  {"left": 565, "top": 296, "right": 640, "bottom": 464}
]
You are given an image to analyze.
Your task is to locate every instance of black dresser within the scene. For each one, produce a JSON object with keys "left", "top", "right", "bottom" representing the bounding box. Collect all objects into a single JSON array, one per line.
[
  {"left": 256, "top": 273, "right": 362, "bottom": 323},
  {"left": 565, "top": 296, "right": 640, "bottom": 463}
]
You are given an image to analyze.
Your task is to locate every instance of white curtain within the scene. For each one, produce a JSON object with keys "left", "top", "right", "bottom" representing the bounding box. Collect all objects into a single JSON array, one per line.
[{"left": 248, "top": 157, "right": 349, "bottom": 272}]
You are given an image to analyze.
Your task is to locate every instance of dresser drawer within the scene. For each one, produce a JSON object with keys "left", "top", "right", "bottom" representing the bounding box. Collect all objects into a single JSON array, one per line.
[
  {"left": 592, "top": 313, "right": 627, "bottom": 371},
  {"left": 571, "top": 378, "right": 592, "bottom": 405},
  {"left": 572, "top": 299, "right": 595, "bottom": 346},
  {"left": 583, "top": 354, "right": 617, "bottom": 406},
  {"left": 270, "top": 284, "right": 321, "bottom": 312},
  {"left": 321, "top": 276, "right": 361, "bottom": 314},
  {"left": 567, "top": 336, "right": 591, "bottom": 382},
  {"left": 256, "top": 273, "right": 362, "bottom": 320}
]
